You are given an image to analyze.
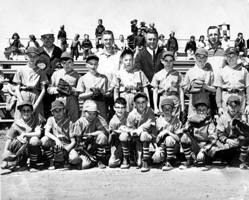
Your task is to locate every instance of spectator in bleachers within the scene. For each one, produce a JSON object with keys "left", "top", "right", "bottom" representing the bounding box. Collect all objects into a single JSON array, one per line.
[
  {"left": 140, "top": 21, "right": 148, "bottom": 34},
  {"left": 95, "top": 19, "right": 105, "bottom": 50},
  {"left": 4, "top": 33, "right": 24, "bottom": 60},
  {"left": 47, "top": 52, "right": 80, "bottom": 123},
  {"left": 131, "top": 19, "right": 138, "bottom": 36},
  {"left": 57, "top": 25, "right": 67, "bottom": 51},
  {"left": 221, "top": 34, "right": 231, "bottom": 50},
  {"left": 148, "top": 22, "right": 157, "bottom": 32},
  {"left": 70, "top": 34, "right": 81, "bottom": 60},
  {"left": 197, "top": 35, "right": 206, "bottom": 48},
  {"left": 185, "top": 36, "right": 197, "bottom": 60},
  {"left": 38, "top": 29, "right": 62, "bottom": 119},
  {"left": 116, "top": 34, "right": 126, "bottom": 51},
  {"left": 166, "top": 31, "right": 178, "bottom": 60},
  {"left": 126, "top": 33, "right": 136, "bottom": 51},
  {"left": 235, "top": 32, "right": 246, "bottom": 55},
  {"left": 26, "top": 35, "right": 40, "bottom": 49},
  {"left": 134, "top": 28, "right": 146, "bottom": 58},
  {"left": 158, "top": 34, "right": 166, "bottom": 50},
  {"left": 13, "top": 47, "right": 48, "bottom": 120},
  {"left": 181, "top": 48, "right": 216, "bottom": 117},
  {"left": 81, "top": 34, "right": 93, "bottom": 60}
]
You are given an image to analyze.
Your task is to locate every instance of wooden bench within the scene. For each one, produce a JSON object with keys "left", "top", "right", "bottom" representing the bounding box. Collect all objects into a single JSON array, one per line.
[{"left": 0, "top": 60, "right": 195, "bottom": 123}]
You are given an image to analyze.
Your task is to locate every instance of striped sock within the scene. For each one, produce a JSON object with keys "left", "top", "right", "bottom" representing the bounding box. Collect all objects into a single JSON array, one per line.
[
  {"left": 182, "top": 145, "right": 192, "bottom": 160},
  {"left": 166, "top": 147, "right": 174, "bottom": 160},
  {"left": 44, "top": 148, "right": 54, "bottom": 160},
  {"left": 142, "top": 142, "right": 150, "bottom": 161},
  {"left": 97, "top": 147, "right": 105, "bottom": 158},
  {"left": 239, "top": 146, "right": 249, "bottom": 162}
]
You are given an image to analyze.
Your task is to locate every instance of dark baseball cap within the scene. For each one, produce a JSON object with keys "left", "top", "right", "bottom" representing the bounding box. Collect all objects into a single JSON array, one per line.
[
  {"left": 161, "top": 98, "right": 174, "bottom": 108},
  {"left": 86, "top": 54, "right": 99, "bottom": 62},
  {"left": 26, "top": 47, "right": 39, "bottom": 55},
  {"left": 50, "top": 100, "right": 65, "bottom": 111},
  {"left": 60, "top": 52, "right": 73, "bottom": 61},
  {"left": 134, "top": 92, "right": 148, "bottom": 102},
  {"left": 17, "top": 101, "right": 33, "bottom": 111},
  {"left": 194, "top": 98, "right": 209, "bottom": 107},
  {"left": 225, "top": 47, "right": 239, "bottom": 56},
  {"left": 161, "top": 51, "right": 174, "bottom": 60},
  {"left": 226, "top": 95, "right": 240, "bottom": 105}
]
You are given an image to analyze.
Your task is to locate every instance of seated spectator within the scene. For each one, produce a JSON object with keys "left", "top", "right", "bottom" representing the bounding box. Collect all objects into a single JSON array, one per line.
[
  {"left": 221, "top": 34, "right": 231, "bottom": 50},
  {"left": 131, "top": 19, "right": 138, "bottom": 36},
  {"left": 166, "top": 31, "right": 178, "bottom": 59},
  {"left": 197, "top": 35, "right": 206, "bottom": 48},
  {"left": 95, "top": 19, "right": 105, "bottom": 50},
  {"left": 116, "top": 34, "right": 126, "bottom": 51},
  {"left": 4, "top": 33, "right": 24, "bottom": 60},
  {"left": 185, "top": 36, "right": 197, "bottom": 60},
  {"left": 81, "top": 34, "right": 93, "bottom": 60},
  {"left": 26, "top": 34, "right": 40, "bottom": 49},
  {"left": 158, "top": 34, "right": 166, "bottom": 50},
  {"left": 235, "top": 32, "right": 246, "bottom": 55},
  {"left": 134, "top": 28, "right": 146, "bottom": 58}
]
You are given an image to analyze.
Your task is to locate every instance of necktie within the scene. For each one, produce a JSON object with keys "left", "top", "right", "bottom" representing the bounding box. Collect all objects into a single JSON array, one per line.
[{"left": 153, "top": 50, "right": 156, "bottom": 68}]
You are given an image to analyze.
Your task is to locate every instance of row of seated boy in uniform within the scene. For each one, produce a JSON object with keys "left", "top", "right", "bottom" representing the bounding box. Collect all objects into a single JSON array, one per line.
[{"left": 1, "top": 91, "right": 249, "bottom": 174}]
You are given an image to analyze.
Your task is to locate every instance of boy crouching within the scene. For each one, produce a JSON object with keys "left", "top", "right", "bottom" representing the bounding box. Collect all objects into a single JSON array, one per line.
[{"left": 41, "top": 100, "right": 81, "bottom": 169}]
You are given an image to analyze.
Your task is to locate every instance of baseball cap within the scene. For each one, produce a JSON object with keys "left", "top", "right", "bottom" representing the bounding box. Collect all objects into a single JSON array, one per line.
[
  {"left": 86, "top": 54, "right": 99, "bottom": 62},
  {"left": 60, "top": 52, "right": 73, "bottom": 61},
  {"left": 17, "top": 101, "right": 33, "bottom": 111},
  {"left": 194, "top": 98, "right": 209, "bottom": 107},
  {"left": 161, "top": 98, "right": 174, "bottom": 108},
  {"left": 26, "top": 47, "right": 39, "bottom": 55},
  {"left": 161, "top": 51, "right": 174, "bottom": 60},
  {"left": 226, "top": 95, "right": 240, "bottom": 105},
  {"left": 195, "top": 48, "right": 208, "bottom": 57},
  {"left": 40, "top": 29, "right": 54, "bottom": 37},
  {"left": 83, "top": 100, "right": 99, "bottom": 113},
  {"left": 225, "top": 47, "right": 239, "bottom": 56},
  {"left": 134, "top": 92, "right": 148, "bottom": 102},
  {"left": 50, "top": 100, "right": 65, "bottom": 111}
]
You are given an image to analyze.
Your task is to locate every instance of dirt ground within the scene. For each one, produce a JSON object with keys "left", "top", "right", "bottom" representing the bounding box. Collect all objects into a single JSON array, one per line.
[{"left": 1, "top": 130, "right": 249, "bottom": 200}]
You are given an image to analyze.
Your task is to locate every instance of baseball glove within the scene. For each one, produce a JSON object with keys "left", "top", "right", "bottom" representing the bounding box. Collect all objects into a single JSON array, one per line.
[
  {"left": 90, "top": 88, "right": 104, "bottom": 101},
  {"left": 57, "top": 78, "right": 71, "bottom": 96},
  {"left": 189, "top": 79, "right": 204, "bottom": 93},
  {"left": 231, "top": 119, "right": 249, "bottom": 141},
  {"left": 3, "top": 137, "right": 28, "bottom": 162},
  {"left": 188, "top": 114, "right": 208, "bottom": 127}
]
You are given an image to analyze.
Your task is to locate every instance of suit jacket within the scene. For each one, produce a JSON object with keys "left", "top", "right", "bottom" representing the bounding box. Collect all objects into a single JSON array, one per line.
[{"left": 134, "top": 48, "right": 164, "bottom": 82}]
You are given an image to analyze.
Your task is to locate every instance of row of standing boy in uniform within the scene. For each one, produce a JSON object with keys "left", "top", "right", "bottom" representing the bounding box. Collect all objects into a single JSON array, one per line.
[{"left": 1, "top": 45, "right": 249, "bottom": 173}]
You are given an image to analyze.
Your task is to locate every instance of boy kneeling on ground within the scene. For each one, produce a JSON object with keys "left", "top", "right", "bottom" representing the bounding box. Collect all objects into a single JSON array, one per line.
[
  {"left": 216, "top": 95, "right": 249, "bottom": 169},
  {"left": 1, "top": 101, "right": 43, "bottom": 173},
  {"left": 74, "top": 100, "right": 109, "bottom": 169},
  {"left": 41, "top": 100, "right": 81, "bottom": 170},
  {"left": 152, "top": 98, "right": 182, "bottom": 171},
  {"left": 180, "top": 98, "right": 217, "bottom": 170}
]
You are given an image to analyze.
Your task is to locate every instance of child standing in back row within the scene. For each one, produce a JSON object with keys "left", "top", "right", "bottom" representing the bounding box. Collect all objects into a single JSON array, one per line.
[{"left": 111, "top": 49, "right": 150, "bottom": 112}]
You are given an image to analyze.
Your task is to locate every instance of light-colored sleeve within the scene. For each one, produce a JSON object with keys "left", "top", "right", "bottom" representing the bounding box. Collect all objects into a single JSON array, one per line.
[{"left": 76, "top": 77, "right": 86, "bottom": 93}]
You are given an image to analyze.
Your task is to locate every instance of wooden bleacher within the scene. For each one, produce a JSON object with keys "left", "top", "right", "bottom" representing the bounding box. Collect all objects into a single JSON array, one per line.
[{"left": 0, "top": 59, "right": 195, "bottom": 123}]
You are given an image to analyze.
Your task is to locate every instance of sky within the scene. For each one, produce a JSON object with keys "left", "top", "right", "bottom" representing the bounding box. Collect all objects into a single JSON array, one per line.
[{"left": 0, "top": 0, "right": 249, "bottom": 58}]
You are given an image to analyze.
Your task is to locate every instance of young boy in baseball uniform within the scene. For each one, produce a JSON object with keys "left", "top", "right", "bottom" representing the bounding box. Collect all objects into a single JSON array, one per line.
[
  {"left": 152, "top": 98, "right": 182, "bottom": 171},
  {"left": 73, "top": 100, "right": 109, "bottom": 169},
  {"left": 13, "top": 47, "right": 48, "bottom": 120},
  {"left": 179, "top": 98, "right": 217, "bottom": 170},
  {"left": 108, "top": 97, "right": 131, "bottom": 169},
  {"left": 126, "top": 92, "right": 156, "bottom": 172},
  {"left": 111, "top": 49, "right": 150, "bottom": 112},
  {"left": 76, "top": 54, "right": 109, "bottom": 120},
  {"left": 151, "top": 51, "right": 184, "bottom": 117},
  {"left": 1, "top": 101, "right": 43, "bottom": 173},
  {"left": 41, "top": 100, "right": 81, "bottom": 169},
  {"left": 216, "top": 96, "right": 249, "bottom": 169},
  {"left": 181, "top": 48, "right": 216, "bottom": 117},
  {"left": 47, "top": 52, "right": 81, "bottom": 122},
  {"left": 215, "top": 47, "right": 249, "bottom": 117}
]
